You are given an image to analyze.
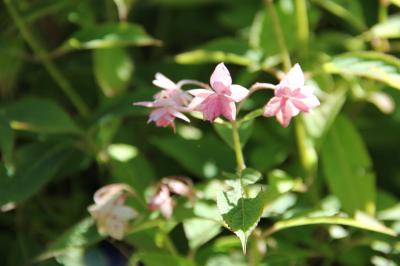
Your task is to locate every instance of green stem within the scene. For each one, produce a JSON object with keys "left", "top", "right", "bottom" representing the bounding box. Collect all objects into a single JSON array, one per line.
[
  {"left": 295, "top": 0, "right": 309, "bottom": 57},
  {"left": 231, "top": 120, "right": 246, "bottom": 174},
  {"left": 265, "top": 0, "right": 291, "bottom": 72},
  {"left": 378, "top": 0, "right": 389, "bottom": 23},
  {"left": 4, "top": 0, "right": 89, "bottom": 116}
]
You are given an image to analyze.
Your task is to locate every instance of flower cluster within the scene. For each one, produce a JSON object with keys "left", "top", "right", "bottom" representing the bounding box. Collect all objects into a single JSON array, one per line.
[
  {"left": 88, "top": 183, "right": 136, "bottom": 240},
  {"left": 134, "top": 63, "right": 320, "bottom": 128},
  {"left": 148, "top": 176, "right": 194, "bottom": 218}
]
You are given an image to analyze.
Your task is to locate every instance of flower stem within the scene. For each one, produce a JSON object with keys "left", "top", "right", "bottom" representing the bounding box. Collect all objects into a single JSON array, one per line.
[
  {"left": 231, "top": 120, "right": 246, "bottom": 174},
  {"left": 295, "top": 0, "right": 309, "bottom": 57},
  {"left": 4, "top": 0, "right": 89, "bottom": 116},
  {"left": 265, "top": 0, "right": 291, "bottom": 72}
]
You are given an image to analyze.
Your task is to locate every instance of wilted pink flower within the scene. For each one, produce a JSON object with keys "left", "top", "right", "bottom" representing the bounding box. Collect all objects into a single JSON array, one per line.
[
  {"left": 188, "top": 63, "right": 249, "bottom": 122},
  {"left": 148, "top": 176, "right": 194, "bottom": 218},
  {"left": 88, "top": 184, "right": 136, "bottom": 240},
  {"left": 134, "top": 73, "right": 191, "bottom": 130},
  {"left": 148, "top": 185, "right": 174, "bottom": 218},
  {"left": 263, "top": 64, "right": 320, "bottom": 127}
]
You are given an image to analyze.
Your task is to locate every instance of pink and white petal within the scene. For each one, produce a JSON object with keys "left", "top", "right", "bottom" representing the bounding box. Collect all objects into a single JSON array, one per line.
[
  {"left": 133, "top": 101, "right": 155, "bottom": 107},
  {"left": 160, "top": 197, "right": 174, "bottom": 218},
  {"left": 153, "top": 73, "right": 176, "bottom": 90},
  {"left": 148, "top": 108, "right": 168, "bottom": 123},
  {"left": 222, "top": 100, "right": 236, "bottom": 121},
  {"left": 114, "top": 205, "right": 137, "bottom": 220},
  {"left": 279, "top": 63, "right": 304, "bottom": 88},
  {"left": 188, "top": 89, "right": 214, "bottom": 97},
  {"left": 171, "top": 110, "right": 190, "bottom": 123},
  {"left": 263, "top": 97, "right": 281, "bottom": 117},
  {"left": 210, "top": 63, "right": 232, "bottom": 93},
  {"left": 229, "top": 84, "right": 249, "bottom": 102},
  {"left": 188, "top": 96, "right": 207, "bottom": 110}
]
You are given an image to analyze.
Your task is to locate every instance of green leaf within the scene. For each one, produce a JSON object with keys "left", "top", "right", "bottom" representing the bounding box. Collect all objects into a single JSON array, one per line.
[
  {"left": 311, "top": 0, "right": 366, "bottom": 32},
  {"left": 268, "top": 169, "right": 304, "bottom": 195},
  {"left": 214, "top": 120, "right": 254, "bottom": 149},
  {"left": 175, "top": 38, "right": 253, "bottom": 66},
  {"left": 268, "top": 213, "right": 396, "bottom": 237},
  {"left": 93, "top": 47, "right": 134, "bottom": 97},
  {"left": 0, "top": 113, "right": 14, "bottom": 174},
  {"left": 303, "top": 88, "right": 347, "bottom": 148},
  {"left": 34, "top": 218, "right": 103, "bottom": 262},
  {"left": 0, "top": 142, "right": 74, "bottom": 205},
  {"left": 0, "top": 37, "right": 22, "bottom": 97},
  {"left": 217, "top": 180, "right": 270, "bottom": 253},
  {"left": 59, "top": 23, "right": 160, "bottom": 52},
  {"left": 3, "top": 98, "right": 80, "bottom": 134},
  {"left": 321, "top": 115, "right": 375, "bottom": 215},
  {"left": 241, "top": 168, "right": 262, "bottom": 186},
  {"left": 324, "top": 51, "right": 400, "bottom": 90},
  {"left": 369, "top": 15, "right": 400, "bottom": 39},
  {"left": 151, "top": 135, "right": 235, "bottom": 178},
  {"left": 133, "top": 252, "right": 196, "bottom": 266}
]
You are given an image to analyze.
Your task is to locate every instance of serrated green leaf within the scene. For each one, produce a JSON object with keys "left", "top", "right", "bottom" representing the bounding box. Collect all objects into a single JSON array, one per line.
[
  {"left": 93, "top": 47, "right": 134, "bottom": 97},
  {"left": 59, "top": 23, "right": 160, "bottom": 52},
  {"left": 214, "top": 120, "right": 254, "bottom": 149},
  {"left": 324, "top": 52, "right": 400, "bottom": 90},
  {"left": 321, "top": 115, "right": 375, "bottom": 215},
  {"left": 3, "top": 98, "right": 80, "bottom": 134},
  {"left": 217, "top": 181, "right": 270, "bottom": 253}
]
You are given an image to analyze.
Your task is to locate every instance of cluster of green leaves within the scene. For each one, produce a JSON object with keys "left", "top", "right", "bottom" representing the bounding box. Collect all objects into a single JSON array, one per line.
[{"left": 1, "top": 0, "right": 400, "bottom": 265}]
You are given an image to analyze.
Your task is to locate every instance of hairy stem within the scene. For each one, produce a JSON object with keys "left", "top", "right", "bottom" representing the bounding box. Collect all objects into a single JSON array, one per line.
[{"left": 4, "top": 0, "right": 89, "bottom": 116}]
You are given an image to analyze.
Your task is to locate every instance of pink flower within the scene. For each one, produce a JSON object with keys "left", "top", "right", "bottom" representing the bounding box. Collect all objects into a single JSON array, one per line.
[
  {"left": 263, "top": 64, "right": 320, "bottom": 127},
  {"left": 148, "top": 176, "right": 194, "bottom": 218},
  {"left": 188, "top": 63, "right": 249, "bottom": 122},
  {"left": 134, "top": 73, "right": 191, "bottom": 130},
  {"left": 88, "top": 184, "right": 136, "bottom": 240}
]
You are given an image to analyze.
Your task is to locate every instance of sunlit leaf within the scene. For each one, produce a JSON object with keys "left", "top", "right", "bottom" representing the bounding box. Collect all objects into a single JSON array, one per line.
[
  {"left": 369, "top": 15, "right": 400, "bottom": 39},
  {"left": 321, "top": 115, "right": 375, "bottom": 215},
  {"left": 3, "top": 98, "right": 80, "bottom": 134},
  {"left": 59, "top": 23, "right": 160, "bottom": 52},
  {"left": 324, "top": 52, "right": 400, "bottom": 90},
  {"left": 175, "top": 38, "right": 253, "bottom": 66},
  {"left": 93, "top": 47, "right": 134, "bottom": 97}
]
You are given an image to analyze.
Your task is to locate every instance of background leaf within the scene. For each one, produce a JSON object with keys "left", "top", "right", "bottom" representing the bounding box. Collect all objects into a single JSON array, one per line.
[
  {"left": 321, "top": 115, "right": 376, "bottom": 215},
  {"left": 3, "top": 98, "right": 80, "bottom": 134},
  {"left": 324, "top": 52, "right": 400, "bottom": 90},
  {"left": 93, "top": 47, "right": 134, "bottom": 97}
]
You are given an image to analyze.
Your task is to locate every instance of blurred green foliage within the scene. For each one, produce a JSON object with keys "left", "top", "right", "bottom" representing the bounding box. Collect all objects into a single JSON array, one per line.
[{"left": 1, "top": 0, "right": 400, "bottom": 265}]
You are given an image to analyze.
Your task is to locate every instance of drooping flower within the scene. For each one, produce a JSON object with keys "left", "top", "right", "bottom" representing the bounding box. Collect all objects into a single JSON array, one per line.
[
  {"left": 188, "top": 63, "right": 249, "bottom": 122},
  {"left": 134, "top": 73, "right": 192, "bottom": 130},
  {"left": 263, "top": 64, "right": 320, "bottom": 127},
  {"left": 88, "top": 183, "right": 136, "bottom": 240},
  {"left": 148, "top": 176, "right": 194, "bottom": 218}
]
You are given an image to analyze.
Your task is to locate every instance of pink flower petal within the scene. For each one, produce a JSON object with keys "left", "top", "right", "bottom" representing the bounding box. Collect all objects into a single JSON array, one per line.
[
  {"left": 222, "top": 100, "right": 236, "bottom": 121},
  {"left": 171, "top": 110, "right": 190, "bottom": 123},
  {"left": 263, "top": 97, "right": 281, "bottom": 117},
  {"left": 229, "top": 84, "right": 249, "bottom": 102},
  {"left": 210, "top": 63, "right": 232, "bottom": 94},
  {"left": 279, "top": 63, "right": 304, "bottom": 89},
  {"left": 153, "top": 73, "right": 177, "bottom": 90},
  {"left": 133, "top": 101, "right": 155, "bottom": 107}
]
